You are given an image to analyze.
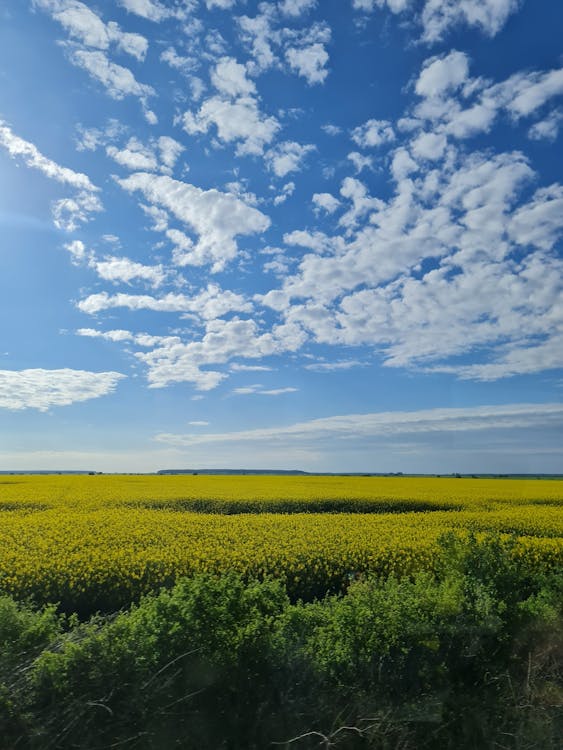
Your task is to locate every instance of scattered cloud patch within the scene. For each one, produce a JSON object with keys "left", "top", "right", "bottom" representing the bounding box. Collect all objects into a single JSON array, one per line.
[
  {"left": 265, "top": 141, "right": 315, "bottom": 177},
  {"left": 0, "top": 369, "right": 125, "bottom": 411},
  {"left": 118, "top": 172, "right": 270, "bottom": 272}
]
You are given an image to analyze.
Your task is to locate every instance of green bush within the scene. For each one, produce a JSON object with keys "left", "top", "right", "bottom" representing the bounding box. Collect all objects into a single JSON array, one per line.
[{"left": 0, "top": 534, "right": 560, "bottom": 749}]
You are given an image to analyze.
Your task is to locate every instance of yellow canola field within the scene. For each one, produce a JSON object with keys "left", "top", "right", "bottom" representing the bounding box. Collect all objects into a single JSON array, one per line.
[{"left": 0, "top": 475, "right": 561, "bottom": 612}]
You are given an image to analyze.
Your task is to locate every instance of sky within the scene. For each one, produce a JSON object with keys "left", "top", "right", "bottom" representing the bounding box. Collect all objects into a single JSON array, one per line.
[{"left": 0, "top": 0, "right": 562, "bottom": 473}]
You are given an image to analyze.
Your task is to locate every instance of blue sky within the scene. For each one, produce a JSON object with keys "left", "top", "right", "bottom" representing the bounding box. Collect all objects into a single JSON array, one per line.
[{"left": 1, "top": 0, "right": 562, "bottom": 473}]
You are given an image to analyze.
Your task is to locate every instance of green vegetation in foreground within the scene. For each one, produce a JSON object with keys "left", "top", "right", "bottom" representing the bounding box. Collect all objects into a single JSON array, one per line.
[{"left": 1, "top": 534, "right": 562, "bottom": 750}]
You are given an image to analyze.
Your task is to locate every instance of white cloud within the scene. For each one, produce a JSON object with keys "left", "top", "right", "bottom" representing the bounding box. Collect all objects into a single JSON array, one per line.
[
  {"left": 273, "top": 181, "right": 296, "bottom": 206},
  {"left": 211, "top": 57, "right": 256, "bottom": 97},
  {"left": 420, "top": 0, "right": 522, "bottom": 43},
  {"left": 352, "top": 1, "right": 410, "bottom": 12},
  {"left": 304, "top": 359, "right": 364, "bottom": 371},
  {"left": 105, "top": 135, "right": 184, "bottom": 174},
  {"left": 279, "top": 0, "right": 317, "bottom": 16},
  {"left": 182, "top": 95, "right": 280, "bottom": 156},
  {"left": 285, "top": 42, "right": 329, "bottom": 85},
  {"left": 0, "top": 120, "right": 96, "bottom": 191},
  {"left": 33, "top": 0, "right": 148, "bottom": 61},
  {"left": 89, "top": 256, "right": 167, "bottom": 287},
  {"left": 118, "top": 0, "right": 192, "bottom": 22},
  {"left": 158, "top": 136, "right": 184, "bottom": 170},
  {"left": 232, "top": 384, "right": 298, "bottom": 395},
  {"left": 77, "top": 328, "right": 135, "bottom": 342},
  {"left": 0, "top": 369, "right": 125, "bottom": 411},
  {"left": 347, "top": 151, "right": 374, "bottom": 173},
  {"left": 155, "top": 402, "right": 563, "bottom": 446},
  {"left": 493, "top": 67, "right": 563, "bottom": 119},
  {"left": 410, "top": 131, "right": 447, "bottom": 160},
  {"left": 237, "top": 7, "right": 279, "bottom": 74},
  {"left": 118, "top": 172, "right": 270, "bottom": 272},
  {"left": 312, "top": 192, "right": 340, "bottom": 214},
  {"left": 78, "top": 284, "right": 252, "bottom": 319},
  {"left": 68, "top": 49, "right": 154, "bottom": 101},
  {"left": 351, "top": 119, "right": 395, "bottom": 148},
  {"left": 528, "top": 110, "right": 563, "bottom": 141},
  {"left": 352, "top": 0, "right": 520, "bottom": 42},
  {"left": 0, "top": 120, "right": 102, "bottom": 230},
  {"left": 322, "top": 123, "right": 342, "bottom": 136},
  {"left": 206, "top": 0, "right": 237, "bottom": 8},
  {"left": 160, "top": 46, "right": 198, "bottom": 74},
  {"left": 52, "top": 191, "right": 103, "bottom": 232},
  {"left": 63, "top": 239, "right": 89, "bottom": 264},
  {"left": 188, "top": 420, "right": 210, "bottom": 426},
  {"left": 135, "top": 316, "right": 306, "bottom": 390},
  {"left": 230, "top": 363, "right": 274, "bottom": 372},
  {"left": 508, "top": 184, "right": 563, "bottom": 251},
  {"left": 415, "top": 51, "right": 470, "bottom": 98},
  {"left": 265, "top": 140, "right": 315, "bottom": 177},
  {"left": 107, "top": 139, "right": 159, "bottom": 171}
]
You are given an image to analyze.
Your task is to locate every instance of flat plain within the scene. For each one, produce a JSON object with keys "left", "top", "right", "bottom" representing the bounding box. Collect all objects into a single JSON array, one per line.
[{"left": 1, "top": 474, "right": 561, "bottom": 613}]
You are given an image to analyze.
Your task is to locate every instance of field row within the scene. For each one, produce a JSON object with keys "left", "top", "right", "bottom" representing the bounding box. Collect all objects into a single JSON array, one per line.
[
  {"left": 3, "top": 474, "right": 563, "bottom": 510},
  {"left": 1, "top": 503, "right": 562, "bottom": 612}
]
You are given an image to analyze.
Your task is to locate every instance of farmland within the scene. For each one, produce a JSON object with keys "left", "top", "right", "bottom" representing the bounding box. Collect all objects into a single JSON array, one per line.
[
  {"left": 1, "top": 475, "right": 562, "bottom": 749},
  {"left": 0, "top": 474, "right": 562, "bottom": 612}
]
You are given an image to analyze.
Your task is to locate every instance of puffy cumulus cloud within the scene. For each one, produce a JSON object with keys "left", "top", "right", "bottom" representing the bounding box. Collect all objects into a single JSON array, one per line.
[
  {"left": 279, "top": 0, "right": 317, "bottom": 17},
  {"left": 352, "top": 0, "right": 521, "bottom": 43},
  {"left": 352, "top": 1, "right": 410, "bottom": 12},
  {"left": 237, "top": 6, "right": 330, "bottom": 83},
  {"left": 273, "top": 181, "right": 295, "bottom": 206},
  {"left": 528, "top": 110, "right": 563, "bottom": 142},
  {"left": 181, "top": 95, "right": 280, "bottom": 156},
  {"left": 89, "top": 256, "right": 168, "bottom": 287},
  {"left": 106, "top": 136, "right": 184, "bottom": 174},
  {"left": 409, "top": 53, "right": 563, "bottom": 147},
  {"left": 410, "top": 131, "right": 447, "bottom": 160},
  {"left": 312, "top": 192, "right": 340, "bottom": 214},
  {"left": 206, "top": 0, "right": 237, "bottom": 8},
  {"left": 347, "top": 151, "right": 373, "bottom": 173},
  {"left": 0, "top": 120, "right": 102, "bottom": 231},
  {"left": 107, "top": 139, "right": 158, "bottom": 171},
  {"left": 52, "top": 191, "right": 103, "bottom": 232},
  {"left": 68, "top": 49, "right": 154, "bottom": 101},
  {"left": 118, "top": 0, "right": 193, "bottom": 22},
  {"left": 33, "top": 0, "right": 148, "bottom": 60},
  {"left": 285, "top": 42, "right": 329, "bottom": 84},
  {"left": 265, "top": 140, "right": 315, "bottom": 177},
  {"left": 420, "top": 0, "right": 522, "bottom": 43},
  {"left": 76, "top": 328, "right": 135, "bottom": 342},
  {"left": 415, "top": 51, "right": 470, "bottom": 98},
  {"left": 351, "top": 119, "right": 395, "bottom": 148},
  {"left": 34, "top": 2, "right": 154, "bottom": 117},
  {"left": 157, "top": 136, "right": 185, "bottom": 170},
  {"left": 237, "top": 6, "right": 280, "bottom": 74},
  {"left": 508, "top": 184, "right": 563, "bottom": 251},
  {"left": 210, "top": 56, "right": 256, "bottom": 97},
  {"left": 118, "top": 172, "right": 270, "bottom": 272},
  {"left": 155, "top": 402, "right": 563, "bottom": 447},
  {"left": 257, "top": 134, "right": 563, "bottom": 382},
  {"left": 136, "top": 316, "right": 307, "bottom": 390},
  {"left": 78, "top": 284, "right": 252, "bottom": 319},
  {"left": 0, "top": 369, "right": 125, "bottom": 411},
  {"left": 491, "top": 67, "right": 563, "bottom": 120},
  {"left": 63, "top": 239, "right": 89, "bottom": 265}
]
